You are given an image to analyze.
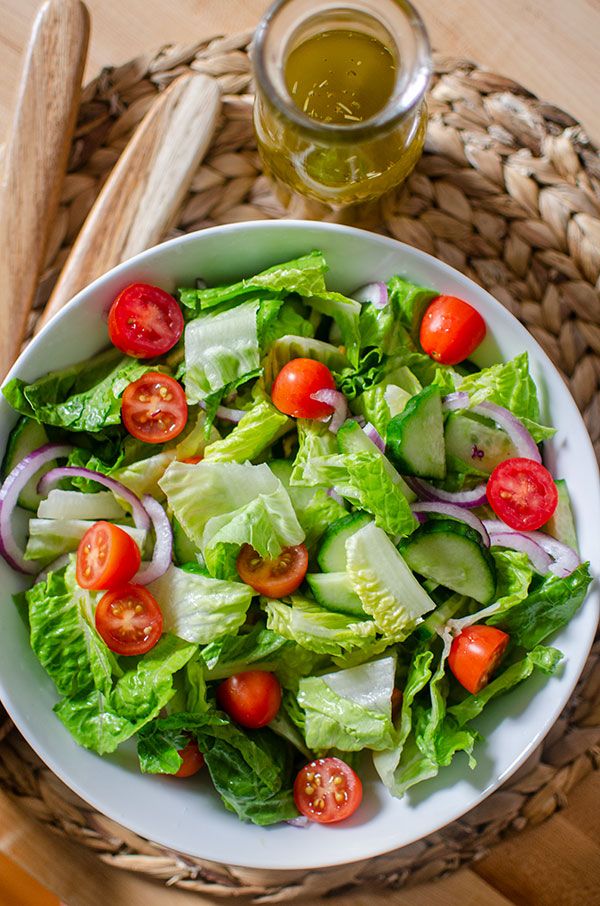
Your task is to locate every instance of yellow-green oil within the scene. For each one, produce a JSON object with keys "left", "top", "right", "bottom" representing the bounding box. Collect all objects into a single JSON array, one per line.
[
  {"left": 285, "top": 30, "right": 396, "bottom": 125},
  {"left": 254, "top": 24, "right": 427, "bottom": 206}
]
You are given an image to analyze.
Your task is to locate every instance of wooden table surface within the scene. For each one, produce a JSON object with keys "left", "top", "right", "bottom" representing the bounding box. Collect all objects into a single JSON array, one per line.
[{"left": 0, "top": 1, "right": 599, "bottom": 905}]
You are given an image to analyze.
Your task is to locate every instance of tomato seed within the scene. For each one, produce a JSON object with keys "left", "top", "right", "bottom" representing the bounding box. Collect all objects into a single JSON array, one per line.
[
  {"left": 333, "top": 775, "right": 343, "bottom": 786},
  {"left": 313, "top": 797, "right": 325, "bottom": 810},
  {"left": 304, "top": 783, "right": 315, "bottom": 795},
  {"left": 334, "top": 791, "right": 345, "bottom": 804},
  {"left": 305, "top": 772, "right": 314, "bottom": 782}
]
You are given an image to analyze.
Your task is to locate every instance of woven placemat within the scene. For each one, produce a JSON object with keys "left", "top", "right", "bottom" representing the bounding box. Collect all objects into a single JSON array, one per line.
[{"left": 0, "top": 30, "right": 599, "bottom": 902}]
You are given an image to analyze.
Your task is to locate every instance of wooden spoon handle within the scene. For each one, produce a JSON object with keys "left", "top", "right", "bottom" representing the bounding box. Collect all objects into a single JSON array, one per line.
[
  {"left": 38, "top": 73, "right": 221, "bottom": 329},
  {"left": 0, "top": 0, "right": 89, "bottom": 378}
]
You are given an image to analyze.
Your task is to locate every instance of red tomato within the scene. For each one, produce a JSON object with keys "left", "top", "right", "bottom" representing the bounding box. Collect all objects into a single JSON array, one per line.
[
  {"left": 293, "top": 757, "right": 362, "bottom": 824},
  {"left": 216, "top": 671, "right": 282, "bottom": 728},
  {"left": 121, "top": 372, "right": 187, "bottom": 444},
  {"left": 182, "top": 455, "right": 203, "bottom": 464},
  {"left": 391, "top": 687, "right": 403, "bottom": 720},
  {"left": 271, "top": 358, "right": 336, "bottom": 419},
  {"left": 95, "top": 584, "right": 163, "bottom": 656},
  {"left": 76, "top": 521, "right": 141, "bottom": 590},
  {"left": 108, "top": 283, "right": 184, "bottom": 358},
  {"left": 236, "top": 543, "right": 308, "bottom": 598},
  {"left": 486, "top": 457, "right": 558, "bottom": 531},
  {"left": 174, "top": 739, "right": 205, "bottom": 778},
  {"left": 448, "top": 625, "right": 510, "bottom": 694},
  {"left": 420, "top": 295, "right": 486, "bottom": 365}
]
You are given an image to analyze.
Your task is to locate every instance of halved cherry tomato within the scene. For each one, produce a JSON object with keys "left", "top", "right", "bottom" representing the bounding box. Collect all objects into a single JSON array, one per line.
[
  {"left": 182, "top": 455, "right": 203, "bottom": 464},
  {"left": 174, "top": 739, "right": 205, "bottom": 777},
  {"left": 420, "top": 295, "right": 486, "bottom": 365},
  {"left": 294, "top": 757, "right": 362, "bottom": 824},
  {"left": 271, "top": 358, "right": 336, "bottom": 419},
  {"left": 391, "top": 687, "right": 403, "bottom": 720},
  {"left": 76, "top": 521, "right": 141, "bottom": 590},
  {"left": 95, "top": 584, "right": 163, "bottom": 656},
  {"left": 236, "top": 543, "right": 308, "bottom": 598},
  {"left": 448, "top": 625, "right": 510, "bottom": 694},
  {"left": 108, "top": 283, "right": 184, "bottom": 358},
  {"left": 216, "top": 671, "right": 281, "bottom": 728},
  {"left": 486, "top": 457, "right": 558, "bottom": 531},
  {"left": 122, "top": 372, "right": 187, "bottom": 444}
]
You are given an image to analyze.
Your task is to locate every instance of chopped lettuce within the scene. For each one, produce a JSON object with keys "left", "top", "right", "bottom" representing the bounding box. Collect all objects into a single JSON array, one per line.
[
  {"left": 3, "top": 348, "right": 161, "bottom": 433},
  {"left": 257, "top": 298, "right": 315, "bottom": 350},
  {"left": 26, "top": 559, "right": 119, "bottom": 698},
  {"left": 159, "top": 461, "right": 304, "bottom": 578},
  {"left": 137, "top": 710, "right": 227, "bottom": 774},
  {"left": 55, "top": 635, "right": 197, "bottom": 754},
  {"left": 203, "top": 398, "right": 290, "bottom": 463},
  {"left": 200, "top": 625, "right": 289, "bottom": 679},
  {"left": 264, "top": 596, "right": 377, "bottom": 656},
  {"left": 290, "top": 419, "right": 338, "bottom": 486},
  {"left": 346, "top": 523, "right": 435, "bottom": 638},
  {"left": 270, "top": 458, "right": 346, "bottom": 552},
  {"left": 486, "top": 563, "right": 592, "bottom": 648},
  {"left": 24, "top": 519, "right": 146, "bottom": 564},
  {"left": 148, "top": 565, "right": 253, "bottom": 644},
  {"left": 184, "top": 300, "right": 261, "bottom": 402},
  {"left": 386, "top": 276, "right": 437, "bottom": 341},
  {"left": 297, "top": 657, "right": 396, "bottom": 752},
  {"left": 306, "top": 291, "right": 361, "bottom": 366},
  {"left": 179, "top": 251, "right": 328, "bottom": 314},
  {"left": 458, "top": 352, "right": 555, "bottom": 442}
]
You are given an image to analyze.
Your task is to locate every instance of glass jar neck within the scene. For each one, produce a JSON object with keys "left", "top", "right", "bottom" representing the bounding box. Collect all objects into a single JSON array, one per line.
[{"left": 252, "top": 0, "right": 431, "bottom": 142}]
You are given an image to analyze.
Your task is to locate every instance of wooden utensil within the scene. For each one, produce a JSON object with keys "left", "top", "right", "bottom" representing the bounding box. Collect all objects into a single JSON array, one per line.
[
  {"left": 37, "top": 73, "right": 221, "bottom": 329},
  {"left": 0, "top": 0, "right": 90, "bottom": 379}
]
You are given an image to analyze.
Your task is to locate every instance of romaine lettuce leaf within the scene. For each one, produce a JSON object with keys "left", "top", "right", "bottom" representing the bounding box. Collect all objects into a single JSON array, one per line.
[
  {"left": 358, "top": 295, "right": 416, "bottom": 354},
  {"left": 137, "top": 710, "right": 228, "bottom": 774},
  {"left": 26, "top": 559, "right": 119, "bottom": 698},
  {"left": 3, "top": 348, "right": 162, "bottom": 433},
  {"left": 290, "top": 419, "right": 338, "bottom": 486},
  {"left": 159, "top": 461, "right": 304, "bottom": 578},
  {"left": 257, "top": 298, "right": 315, "bottom": 351},
  {"left": 184, "top": 300, "right": 261, "bottom": 402},
  {"left": 334, "top": 348, "right": 386, "bottom": 400},
  {"left": 55, "top": 634, "right": 197, "bottom": 754},
  {"left": 306, "top": 291, "right": 361, "bottom": 366},
  {"left": 448, "top": 645, "right": 563, "bottom": 726},
  {"left": 346, "top": 523, "right": 435, "bottom": 638},
  {"left": 264, "top": 596, "right": 377, "bottom": 656},
  {"left": 486, "top": 562, "right": 592, "bottom": 648},
  {"left": 386, "top": 276, "right": 438, "bottom": 341},
  {"left": 24, "top": 519, "right": 146, "bottom": 564},
  {"left": 458, "top": 352, "right": 555, "bottom": 443},
  {"left": 148, "top": 565, "right": 253, "bottom": 644},
  {"left": 297, "top": 657, "right": 396, "bottom": 752},
  {"left": 193, "top": 715, "right": 299, "bottom": 825},
  {"left": 179, "top": 251, "right": 328, "bottom": 314},
  {"left": 203, "top": 398, "right": 290, "bottom": 463},
  {"left": 200, "top": 624, "right": 289, "bottom": 679}
]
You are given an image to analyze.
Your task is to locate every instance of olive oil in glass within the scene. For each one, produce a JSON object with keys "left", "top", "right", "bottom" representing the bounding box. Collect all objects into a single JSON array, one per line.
[{"left": 253, "top": 0, "right": 431, "bottom": 207}]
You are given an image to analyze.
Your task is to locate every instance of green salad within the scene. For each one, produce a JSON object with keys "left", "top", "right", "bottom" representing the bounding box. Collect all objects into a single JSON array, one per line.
[{"left": 0, "top": 250, "right": 592, "bottom": 827}]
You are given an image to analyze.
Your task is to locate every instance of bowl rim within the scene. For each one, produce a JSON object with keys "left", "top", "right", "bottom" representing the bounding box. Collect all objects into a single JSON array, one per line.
[{"left": 1, "top": 219, "right": 598, "bottom": 870}]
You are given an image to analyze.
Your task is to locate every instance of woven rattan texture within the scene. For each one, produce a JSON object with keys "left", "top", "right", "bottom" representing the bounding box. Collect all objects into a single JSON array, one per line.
[{"left": 0, "top": 30, "right": 599, "bottom": 902}]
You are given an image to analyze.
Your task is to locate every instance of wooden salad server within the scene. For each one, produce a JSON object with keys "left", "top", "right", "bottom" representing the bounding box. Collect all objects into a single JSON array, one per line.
[
  {"left": 0, "top": 0, "right": 90, "bottom": 379},
  {"left": 38, "top": 72, "right": 221, "bottom": 330}
]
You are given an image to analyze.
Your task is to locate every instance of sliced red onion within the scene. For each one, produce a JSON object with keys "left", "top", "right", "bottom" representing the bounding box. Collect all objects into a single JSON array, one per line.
[
  {"left": 310, "top": 389, "right": 348, "bottom": 434},
  {"left": 442, "top": 394, "right": 541, "bottom": 463},
  {"left": 524, "top": 531, "right": 579, "bottom": 578},
  {"left": 352, "top": 281, "right": 388, "bottom": 308},
  {"left": 363, "top": 422, "right": 385, "bottom": 453},
  {"left": 352, "top": 414, "right": 367, "bottom": 428},
  {"left": 411, "top": 502, "right": 490, "bottom": 546},
  {"left": 442, "top": 391, "right": 470, "bottom": 411},
  {"left": 0, "top": 444, "right": 73, "bottom": 573},
  {"left": 134, "top": 495, "right": 173, "bottom": 585},
  {"left": 35, "top": 553, "right": 70, "bottom": 584},
  {"left": 406, "top": 476, "right": 488, "bottom": 509},
  {"left": 38, "top": 467, "right": 150, "bottom": 532},
  {"left": 327, "top": 487, "right": 344, "bottom": 506},
  {"left": 198, "top": 399, "right": 246, "bottom": 423},
  {"left": 483, "top": 520, "right": 552, "bottom": 574},
  {"left": 286, "top": 815, "right": 310, "bottom": 828}
]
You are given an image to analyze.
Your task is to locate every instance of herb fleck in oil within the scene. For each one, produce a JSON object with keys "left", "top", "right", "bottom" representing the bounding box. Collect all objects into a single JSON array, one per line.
[{"left": 285, "top": 30, "right": 396, "bottom": 125}]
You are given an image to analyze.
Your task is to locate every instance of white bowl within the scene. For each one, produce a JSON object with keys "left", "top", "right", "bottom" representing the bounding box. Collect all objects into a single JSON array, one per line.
[{"left": 0, "top": 221, "right": 598, "bottom": 871}]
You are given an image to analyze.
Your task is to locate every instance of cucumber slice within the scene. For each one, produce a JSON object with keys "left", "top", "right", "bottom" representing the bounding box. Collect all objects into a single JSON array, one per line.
[
  {"left": 386, "top": 386, "right": 446, "bottom": 479},
  {"left": 398, "top": 518, "right": 496, "bottom": 605},
  {"left": 2, "top": 418, "right": 50, "bottom": 510},
  {"left": 414, "top": 593, "right": 469, "bottom": 640},
  {"left": 445, "top": 411, "right": 516, "bottom": 475},
  {"left": 173, "top": 517, "right": 201, "bottom": 566},
  {"left": 317, "top": 511, "right": 372, "bottom": 572},
  {"left": 306, "top": 572, "right": 367, "bottom": 618},
  {"left": 543, "top": 479, "right": 578, "bottom": 552},
  {"left": 337, "top": 419, "right": 416, "bottom": 502}
]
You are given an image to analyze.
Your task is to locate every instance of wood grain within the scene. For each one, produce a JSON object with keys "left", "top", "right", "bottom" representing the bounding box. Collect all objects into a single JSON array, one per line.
[
  {"left": 0, "top": 0, "right": 89, "bottom": 378},
  {"left": 38, "top": 72, "right": 221, "bottom": 328}
]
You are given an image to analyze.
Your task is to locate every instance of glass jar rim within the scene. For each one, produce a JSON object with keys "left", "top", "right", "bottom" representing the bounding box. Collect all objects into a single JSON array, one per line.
[{"left": 252, "top": 0, "right": 432, "bottom": 141}]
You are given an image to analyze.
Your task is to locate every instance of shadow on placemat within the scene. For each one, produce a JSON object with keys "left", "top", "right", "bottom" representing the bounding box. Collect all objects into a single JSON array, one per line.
[{"left": 1, "top": 31, "right": 600, "bottom": 902}]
